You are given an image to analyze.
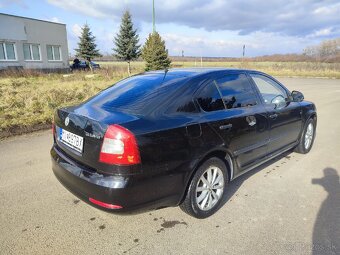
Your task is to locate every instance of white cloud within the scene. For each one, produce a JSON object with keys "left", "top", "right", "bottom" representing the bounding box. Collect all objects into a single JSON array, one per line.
[
  {"left": 44, "top": 0, "right": 340, "bottom": 56},
  {"left": 160, "top": 30, "right": 313, "bottom": 57},
  {"left": 313, "top": 3, "right": 340, "bottom": 16},
  {"left": 313, "top": 28, "right": 332, "bottom": 37},
  {"left": 49, "top": 17, "right": 62, "bottom": 23},
  {"left": 307, "top": 27, "right": 340, "bottom": 39},
  {"left": 47, "top": 0, "right": 340, "bottom": 37},
  {"left": 72, "top": 23, "right": 82, "bottom": 38},
  {"left": 0, "top": 0, "right": 27, "bottom": 8},
  {"left": 47, "top": 0, "right": 112, "bottom": 18}
]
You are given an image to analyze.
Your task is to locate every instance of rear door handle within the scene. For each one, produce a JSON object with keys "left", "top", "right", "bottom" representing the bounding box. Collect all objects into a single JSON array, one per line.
[
  {"left": 219, "top": 124, "right": 232, "bottom": 130},
  {"left": 269, "top": 113, "right": 278, "bottom": 119}
]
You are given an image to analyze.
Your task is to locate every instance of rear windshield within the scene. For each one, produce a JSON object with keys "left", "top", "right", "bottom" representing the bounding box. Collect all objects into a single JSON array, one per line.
[{"left": 84, "top": 74, "right": 186, "bottom": 115}]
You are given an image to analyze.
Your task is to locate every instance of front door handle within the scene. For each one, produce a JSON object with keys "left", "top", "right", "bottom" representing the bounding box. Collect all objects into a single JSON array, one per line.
[
  {"left": 269, "top": 113, "right": 278, "bottom": 119},
  {"left": 219, "top": 124, "right": 232, "bottom": 130}
]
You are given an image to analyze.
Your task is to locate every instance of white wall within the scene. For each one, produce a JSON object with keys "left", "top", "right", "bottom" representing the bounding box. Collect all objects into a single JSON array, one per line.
[{"left": 0, "top": 14, "right": 69, "bottom": 70}]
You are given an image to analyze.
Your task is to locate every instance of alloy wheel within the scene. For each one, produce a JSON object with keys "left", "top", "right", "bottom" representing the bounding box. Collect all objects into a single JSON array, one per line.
[
  {"left": 195, "top": 166, "right": 224, "bottom": 211},
  {"left": 304, "top": 123, "right": 314, "bottom": 150}
]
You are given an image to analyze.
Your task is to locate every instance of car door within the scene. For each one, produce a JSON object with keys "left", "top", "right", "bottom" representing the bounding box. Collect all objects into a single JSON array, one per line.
[
  {"left": 195, "top": 72, "right": 270, "bottom": 174},
  {"left": 248, "top": 73, "right": 303, "bottom": 155}
]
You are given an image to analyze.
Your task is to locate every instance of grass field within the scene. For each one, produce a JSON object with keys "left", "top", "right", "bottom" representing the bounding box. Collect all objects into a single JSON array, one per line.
[
  {"left": 0, "top": 72, "right": 120, "bottom": 138},
  {"left": 98, "top": 61, "right": 340, "bottom": 79},
  {"left": 0, "top": 61, "right": 339, "bottom": 138}
]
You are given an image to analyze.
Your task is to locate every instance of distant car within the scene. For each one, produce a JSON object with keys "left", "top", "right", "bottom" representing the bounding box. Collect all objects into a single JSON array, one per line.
[
  {"left": 51, "top": 68, "right": 317, "bottom": 218},
  {"left": 89, "top": 61, "right": 100, "bottom": 69},
  {"left": 70, "top": 61, "right": 100, "bottom": 71}
]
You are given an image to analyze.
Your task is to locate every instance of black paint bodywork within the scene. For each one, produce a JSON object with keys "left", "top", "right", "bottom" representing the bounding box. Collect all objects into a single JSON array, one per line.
[{"left": 51, "top": 68, "right": 317, "bottom": 213}]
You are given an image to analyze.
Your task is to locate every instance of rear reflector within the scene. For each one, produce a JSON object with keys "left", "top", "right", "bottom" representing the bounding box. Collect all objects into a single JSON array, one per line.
[
  {"left": 99, "top": 124, "right": 141, "bottom": 165},
  {"left": 89, "top": 197, "right": 122, "bottom": 209}
]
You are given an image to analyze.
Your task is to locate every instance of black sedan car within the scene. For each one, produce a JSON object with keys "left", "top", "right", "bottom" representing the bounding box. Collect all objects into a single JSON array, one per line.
[
  {"left": 70, "top": 61, "right": 100, "bottom": 71},
  {"left": 51, "top": 68, "right": 317, "bottom": 218}
]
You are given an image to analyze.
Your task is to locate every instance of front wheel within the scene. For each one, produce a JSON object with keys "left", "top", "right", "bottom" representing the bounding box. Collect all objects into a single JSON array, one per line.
[
  {"left": 295, "top": 118, "right": 316, "bottom": 154},
  {"left": 180, "top": 157, "right": 228, "bottom": 219}
]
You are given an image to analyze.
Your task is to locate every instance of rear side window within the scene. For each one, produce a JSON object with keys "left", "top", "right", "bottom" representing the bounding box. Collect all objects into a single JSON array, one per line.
[
  {"left": 176, "top": 99, "right": 198, "bottom": 113},
  {"left": 196, "top": 82, "right": 224, "bottom": 112},
  {"left": 215, "top": 74, "right": 257, "bottom": 109},
  {"left": 84, "top": 74, "right": 185, "bottom": 114}
]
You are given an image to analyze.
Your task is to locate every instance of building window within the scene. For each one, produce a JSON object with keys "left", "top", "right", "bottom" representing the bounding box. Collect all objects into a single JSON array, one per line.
[
  {"left": 23, "top": 43, "right": 41, "bottom": 61},
  {"left": 0, "top": 42, "right": 17, "bottom": 61},
  {"left": 47, "top": 45, "right": 61, "bottom": 61}
]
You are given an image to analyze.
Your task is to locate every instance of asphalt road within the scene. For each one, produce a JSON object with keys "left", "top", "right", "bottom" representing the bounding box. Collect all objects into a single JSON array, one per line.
[{"left": 0, "top": 78, "right": 339, "bottom": 255}]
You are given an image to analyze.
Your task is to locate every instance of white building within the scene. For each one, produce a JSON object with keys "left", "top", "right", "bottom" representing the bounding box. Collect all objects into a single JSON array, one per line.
[{"left": 0, "top": 13, "right": 69, "bottom": 71}]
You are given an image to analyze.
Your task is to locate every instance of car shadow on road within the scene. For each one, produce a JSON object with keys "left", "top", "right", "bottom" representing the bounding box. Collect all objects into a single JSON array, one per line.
[
  {"left": 220, "top": 150, "right": 293, "bottom": 207},
  {"left": 311, "top": 167, "right": 340, "bottom": 255}
]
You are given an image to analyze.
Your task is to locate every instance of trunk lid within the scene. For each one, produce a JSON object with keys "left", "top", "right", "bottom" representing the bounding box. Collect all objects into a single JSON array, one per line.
[{"left": 54, "top": 105, "right": 140, "bottom": 173}]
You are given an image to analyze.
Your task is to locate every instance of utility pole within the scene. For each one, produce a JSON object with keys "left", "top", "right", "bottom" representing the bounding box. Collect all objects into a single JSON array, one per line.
[
  {"left": 182, "top": 50, "right": 184, "bottom": 67},
  {"left": 200, "top": 49, "right": 203, "bottom": 67},
  {"left": 152, "top": 0, "right": 156, "bottom": 33},
  {"left": 242, "top": 45, "right": 245, "bottom": 62}
]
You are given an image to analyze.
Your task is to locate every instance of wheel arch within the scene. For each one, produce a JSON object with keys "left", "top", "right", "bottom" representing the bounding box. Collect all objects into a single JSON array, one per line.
[
  {"left": 179, "top": 148, "right": 234, "bottom": 205},
  {"left": 301, "top": 110, "right": 317, "bottom": 136},
  {"left": 306, "top": 109, "right": 317, "bottom": 122}
]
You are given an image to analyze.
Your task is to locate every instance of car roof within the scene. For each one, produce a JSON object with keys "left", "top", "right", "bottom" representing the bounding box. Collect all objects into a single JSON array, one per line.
[{"left": 145, "top": 67, "right": 258, "bottom": 78}]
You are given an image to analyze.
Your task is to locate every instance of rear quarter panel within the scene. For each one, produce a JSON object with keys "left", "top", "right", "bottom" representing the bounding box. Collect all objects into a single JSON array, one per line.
[{"left": 123, "top": 114, "right": 225, "bottom": 205}]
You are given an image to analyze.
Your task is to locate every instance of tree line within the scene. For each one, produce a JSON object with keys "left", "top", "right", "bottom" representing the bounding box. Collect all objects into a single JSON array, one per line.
[
  {"left": 303, "top": 38, "right": 340, "bottom": 62},
  {"left": 75, "top": 11, "right": 171, "bottom": 74}
]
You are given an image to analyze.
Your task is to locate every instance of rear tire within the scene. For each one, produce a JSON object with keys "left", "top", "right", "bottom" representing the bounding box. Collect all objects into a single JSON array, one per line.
[
  {"left": 180, "top": 157, "right": 228, "bottom": 219},
  {"left": 295, "top": 118, "right": 316, "bottom": 154}
]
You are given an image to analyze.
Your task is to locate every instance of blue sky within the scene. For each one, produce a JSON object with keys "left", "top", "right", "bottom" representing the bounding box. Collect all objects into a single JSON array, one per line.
[{"left": 1, "top": 0, "right": 339, "bottom": 57}]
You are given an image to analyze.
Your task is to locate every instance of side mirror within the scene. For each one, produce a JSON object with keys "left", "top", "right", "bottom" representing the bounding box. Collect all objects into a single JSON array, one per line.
[
  {"left": 291, "top": 91, "right": 304, "bottom": 102},
  {"left": 271, "top": 95, "right": 286, "bottom": 109}
]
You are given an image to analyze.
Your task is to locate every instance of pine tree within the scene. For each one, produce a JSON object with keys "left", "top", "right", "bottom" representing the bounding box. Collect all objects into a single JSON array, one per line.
[
  {"left": 75, "top": 23, "right": 101, "bottom": 62},
  {"left": 113, "top": 11, "right": 141, "bottom": 75},
  {"left": 142, "top": 32, "right": 171, "bottom": 71}
]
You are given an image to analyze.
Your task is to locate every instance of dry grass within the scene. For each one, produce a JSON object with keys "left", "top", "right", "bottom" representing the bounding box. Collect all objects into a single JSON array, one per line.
[
  {"left": 0, "top": 69, "right": 125, "bottom": 137},
  {"left": 98, "top": 60, "right": 340, "bottom": 78},
  {"left": 0, "top": 61, "right": 339, "bottom": 138}
]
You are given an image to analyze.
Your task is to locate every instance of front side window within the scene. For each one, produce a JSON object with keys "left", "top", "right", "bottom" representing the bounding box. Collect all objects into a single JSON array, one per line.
[
  {"left": 215, "top": 73, "right": 258, "bottom": 109},
  {"left": 250, "top": 74, "right": 287, "bottom": 104},
  {"left": 0, "top": 42, "right": 16, "bottom": 60},
  {"left": 23, "top": 43, "right": 41, "bottom": 61},
  {"left": 47, "top": 45, "right": 61, "bottom": 61},
  {"left": 196, "top": 81, "right": 225, "bottom": 112}
]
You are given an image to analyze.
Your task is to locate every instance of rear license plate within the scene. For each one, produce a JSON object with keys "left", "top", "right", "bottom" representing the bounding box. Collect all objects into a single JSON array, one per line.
[{"left": 58, "top": 127, "right": 84, "bottom": 153}]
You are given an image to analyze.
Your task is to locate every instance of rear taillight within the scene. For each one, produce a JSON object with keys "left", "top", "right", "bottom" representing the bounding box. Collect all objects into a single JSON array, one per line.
[{"left": 99, "top": 124, "right": 141, "bottom": 165}]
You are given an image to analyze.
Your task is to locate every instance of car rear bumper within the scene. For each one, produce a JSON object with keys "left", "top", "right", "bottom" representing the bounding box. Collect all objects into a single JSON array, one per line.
[{"left": 51, "top": 145, "right": 178, "bottom": 213}]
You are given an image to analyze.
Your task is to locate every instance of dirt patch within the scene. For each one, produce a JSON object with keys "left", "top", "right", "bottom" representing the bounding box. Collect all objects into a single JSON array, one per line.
[{"left": 0, "top": 123, "right": 51, "bottom": 140}]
